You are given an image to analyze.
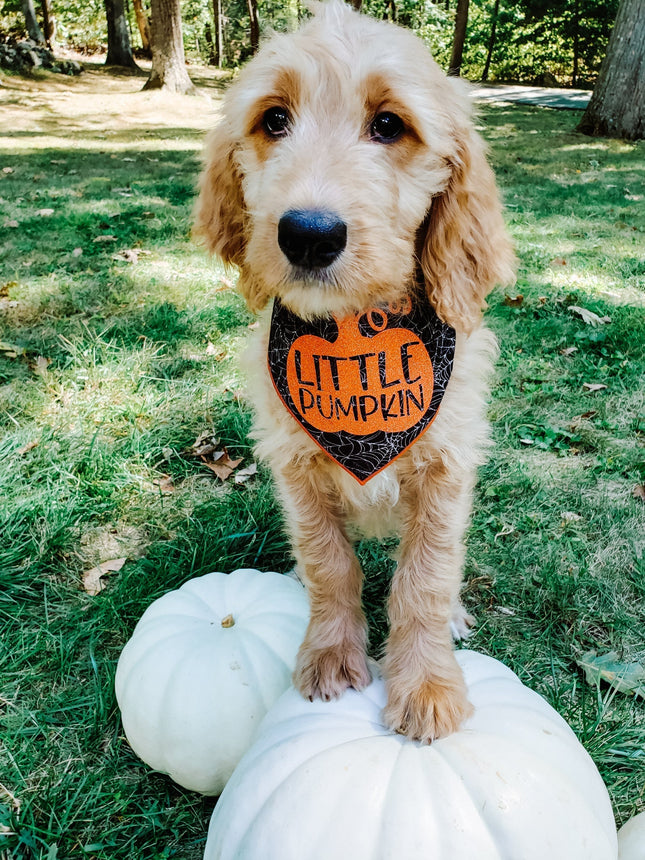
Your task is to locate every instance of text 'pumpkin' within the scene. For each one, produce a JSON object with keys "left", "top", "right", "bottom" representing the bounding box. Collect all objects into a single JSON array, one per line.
[{"left": 268, "top": 294, "right": 456, "bottom": 483}]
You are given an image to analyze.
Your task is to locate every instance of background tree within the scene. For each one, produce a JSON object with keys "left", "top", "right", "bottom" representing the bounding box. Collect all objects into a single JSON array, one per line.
[
  {"left": 132, "top": 0, "right": 152, "bottom": 56},
  {"left": 448, "top": 0, "right": 469, "bottom": 75},
  {"left": 20, "top": 0, "right": 45, "bottom": 43},
  {"left": 246, "top": 0, "right": 259, "bottom": 54},
  {"left": 212, "top": 0, "right": 223, "bottom": 67},
  {"left": 39, "top": 0, "right": 55, "bottom": 46},
  {"left": 577, "top": 0, "right": 644, "bottom": 140},
  {"left": 104, "top": 0, "right": 139, "bottom": 69},
  {"left": 481, "top": 0, "right": 500, "bottom": 82},
  {"left": 144, "top": 0, "right": 194, "bottom": 93}
]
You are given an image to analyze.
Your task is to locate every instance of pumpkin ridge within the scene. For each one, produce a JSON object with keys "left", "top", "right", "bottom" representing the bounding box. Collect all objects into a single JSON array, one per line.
[
  {"left": 419, "top": 740, "right": 506, "bottom": 858},
  {"left": 429, "top": 733, "right": 617, "bottom": 855},
  {"left": 233, "top": 630, "right": 291, "bottom": 712}
]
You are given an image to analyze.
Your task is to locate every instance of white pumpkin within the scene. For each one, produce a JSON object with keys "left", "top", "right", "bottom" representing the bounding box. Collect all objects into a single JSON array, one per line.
[
  {"left": 115, "top": 568, "right": 309, "bottom": 795},
  {"left": 618, "top": 811, "right": 645, "bottom": 860},
  {"left": 204, "top": 650, "right": 617, "bottom": 860}
]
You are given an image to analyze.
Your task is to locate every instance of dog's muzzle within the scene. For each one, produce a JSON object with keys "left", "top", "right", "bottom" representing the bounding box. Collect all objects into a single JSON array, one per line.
[{"left": 278, "top": 209, "right": 347, "bottom": 270}]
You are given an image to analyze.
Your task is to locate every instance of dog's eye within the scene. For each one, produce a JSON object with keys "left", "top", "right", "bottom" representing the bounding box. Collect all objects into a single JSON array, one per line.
[
  {"left": 262, "top": 106, "right": 291, "bottom": 138},
  {"left": 370, "top": 112, "right": 405, "bottom": 143}
]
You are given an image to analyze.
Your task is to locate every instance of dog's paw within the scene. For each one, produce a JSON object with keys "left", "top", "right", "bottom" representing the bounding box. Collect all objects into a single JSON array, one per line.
[
  {"left": 383, "top": 675, "right": 473, "bottom": 743},
  {"left": 294, "top": 643, "right": 372, "bottom": 702},
  {"left": 450, "top": 601, "right": 475, "bottom": 641}
]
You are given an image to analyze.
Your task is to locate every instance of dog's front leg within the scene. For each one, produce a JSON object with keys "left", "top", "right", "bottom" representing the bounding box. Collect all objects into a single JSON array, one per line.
[
  {"left": 383, "top": 457, "right": 475, "bottom": 742},
  {"left": 275, "top": 462, "right": 371, "bottom": 701}
]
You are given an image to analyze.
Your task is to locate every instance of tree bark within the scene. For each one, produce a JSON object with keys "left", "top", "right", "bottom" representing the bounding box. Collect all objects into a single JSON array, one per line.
[
  {"left": 104, "top": 0, "right": 139, "bottom": 68},
  {"left": 212, "top": 0, "right": 223, "bottom": 68},
  {"left": 132, "top": 0, "right": 152, "bottom": 55},
  {"left": 20, "top": 0, "right": 45, "bottom": 44},
  {"left": 144, "top": 0, "right": 194, "bottom": 93},
  {"left": 448, "top": 0, "right": 470, "bottom": 76},
  {"left": 247, "top": 0, "right": 260, "bottom": 55},
  {"left": 577, "top": 0, "right": 645, "bottom": 140},
  {"left": 481, "top": 0, "right": 499, "bottom": 82},
  {"left": 39, "top": 0, "right": 55, "bottom": 47}
]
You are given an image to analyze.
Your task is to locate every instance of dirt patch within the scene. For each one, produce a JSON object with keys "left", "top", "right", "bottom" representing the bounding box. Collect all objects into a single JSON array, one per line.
[{"left": 0, "top": 61, "right": 231, "bottom": 151}]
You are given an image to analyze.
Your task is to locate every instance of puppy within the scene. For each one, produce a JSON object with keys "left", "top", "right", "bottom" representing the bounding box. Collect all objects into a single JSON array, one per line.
[{"left": 194, "top": 0, "right": 515, "bottom": 742}]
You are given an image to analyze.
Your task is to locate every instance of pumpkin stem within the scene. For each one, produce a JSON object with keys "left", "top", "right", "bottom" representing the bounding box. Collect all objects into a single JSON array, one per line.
[{"left": 221, "top": 614, "right": 235, "bottom": 628}]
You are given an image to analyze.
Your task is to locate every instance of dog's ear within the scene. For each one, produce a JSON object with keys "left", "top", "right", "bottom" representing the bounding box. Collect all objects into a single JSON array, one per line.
[
  {"left": 419, "top": 126, "right": 515, "bottom": 333},
  {"left": 193, "top": 119, "right": 246, "bottom": 267}
]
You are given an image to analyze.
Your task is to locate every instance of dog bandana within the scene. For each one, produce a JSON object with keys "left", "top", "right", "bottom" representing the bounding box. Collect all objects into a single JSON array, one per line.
[{"left": 268, "top": 292, "right": 456, "bottom": 483}]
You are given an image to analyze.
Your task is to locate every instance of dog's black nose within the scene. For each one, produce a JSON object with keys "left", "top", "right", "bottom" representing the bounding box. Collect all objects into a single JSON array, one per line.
[{"left": 278, "top": 209, "right": 347, "bottom": 269}]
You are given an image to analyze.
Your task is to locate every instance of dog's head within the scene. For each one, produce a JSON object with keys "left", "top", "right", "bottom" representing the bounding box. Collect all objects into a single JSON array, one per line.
[{"left": 194, "top": 0, "right": 515, "bottom": 331}]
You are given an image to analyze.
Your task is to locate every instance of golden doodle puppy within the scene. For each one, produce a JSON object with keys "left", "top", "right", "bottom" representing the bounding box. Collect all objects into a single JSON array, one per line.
[{"left": 195, "top": 0, "right": 515, "bottom": 742}]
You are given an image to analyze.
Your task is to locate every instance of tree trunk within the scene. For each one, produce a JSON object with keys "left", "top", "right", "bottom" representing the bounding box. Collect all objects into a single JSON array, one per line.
[
  {"left": 144, "top": 0, "right": 194, "bottom": 93},
  {"left": 132, "top": 0, "right": 152, "bottom": 55},
  {"left": 20, "top": 0, "right": 45, "bottom": 44},
  {"left": 448, "top": 0, "right": 470, "bottom": 76},
  {"left": 104, "top": 0, "right": 139, "bottom": 68},
  {"left": 572, "top": 0, "right": 579, "bottom": 87},
  {"left": 212, "top": 0, "right": 223, "bottom": 68},
  {"left": 577, "top": 0, "right": 644, "bottom": 140},
  {"left": 39, "top": 0, "right": 55, "bottom": 47},
  {"left": 247, "top": 0, "right": 260, "bottom": 55},
  {"left": 481, "top": 0, "right": 499, "bottom": 82}
]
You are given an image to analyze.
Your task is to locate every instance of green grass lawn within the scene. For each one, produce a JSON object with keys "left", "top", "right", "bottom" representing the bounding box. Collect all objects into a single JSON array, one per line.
[{"left": 1, "top": 65, "right": 644, "bottom": 859}]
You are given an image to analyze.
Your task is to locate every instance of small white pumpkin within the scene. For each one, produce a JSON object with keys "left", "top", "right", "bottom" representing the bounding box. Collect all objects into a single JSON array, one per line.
[
  {"left": 204, "top": 650, "right": 617, "bottom": 860},
  {"left": 115, "top": 568, "right": 309, "bottom": 796},
  {"left": 618, "top": 811, "right": 645, "bottom": 860}
]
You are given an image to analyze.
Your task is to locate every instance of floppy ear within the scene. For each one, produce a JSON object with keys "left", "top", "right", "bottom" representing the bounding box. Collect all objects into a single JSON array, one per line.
[
  {"left": 193, "top": 119, "right": 247, "bottom": 267},
  {"left": 420, "top": 126, "right": 516, "bottom": 333}
]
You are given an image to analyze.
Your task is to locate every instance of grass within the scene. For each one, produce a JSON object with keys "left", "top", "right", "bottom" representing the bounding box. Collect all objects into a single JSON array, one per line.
[{"left": 1, "top": 63, "right": 644, "bottom": 859}]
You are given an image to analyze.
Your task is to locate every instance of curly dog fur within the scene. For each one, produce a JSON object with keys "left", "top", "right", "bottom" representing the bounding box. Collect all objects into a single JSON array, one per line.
[{"left": 194, "top": 0, "right": 516, "bottom": 741}]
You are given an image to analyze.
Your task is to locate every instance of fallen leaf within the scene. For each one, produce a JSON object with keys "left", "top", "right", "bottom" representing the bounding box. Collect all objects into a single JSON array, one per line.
[
  {"left": 234, "top": 463, "right": 257, "bottom": 484},
  {"left": 112, "top": 248, "right": 148, "bottom": 263},
  {"left": 578, "top": 651, "right": 645, "bottom": 699},
  {"left": 0, "top": 341, "right": 25, "bottom": 358},
  {"left": 569, "top": 306, "right": 611, "bottom": 326},
  {"left": 583, "top": 382, "right": 608, "bottom": 393},
  {"left": 93, "top": 235, "right": 118, "bottom": 243},
  {"left": 504, "top": 294, "right": 524, "bottom": 307},
  {"left": 206, "top": 341, "right": 227, "bottom": 360},
  {"left": 187, "top": 432, "right": 220, "bottom": 459},
  {"left": 202, "top": 451, "right": 243, "bottom": 481},
  {"left": 82, "top": 557, "right": 127, "bottom": 596},
  {"left": 550, "top": 257, "right": 567, "bottom": 266},
  {"left": 633, "top": 485, "right": 645, "bottom": 502},
  {"left": 2, "top": 166, "right": 14, "bottom": 174},
  {"left": 32, "top": 356, "right": 50, "bottom": 376},
  {"left": 17, "top": 440, "right": 39, "bottom": 455},
  {"left": 5, "top": 220, "right": 19, "bottom": 228},
  {"left": 561, "top": 346, "right": 578, "bottom": 356},
  {"left": 560, "top": 511, "right": 582, "bottom": 524},
  {"left": 35, "top": 208, "right": 54, "bottom": 217}
]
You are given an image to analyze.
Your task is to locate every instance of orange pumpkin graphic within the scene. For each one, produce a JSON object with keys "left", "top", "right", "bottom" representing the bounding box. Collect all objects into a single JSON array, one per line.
[
  {"left": 267, "top": 294, "right": 455, "bottom": 483},
  {"left": 285, "top": 311, "right": 434, "bottom": 435}
]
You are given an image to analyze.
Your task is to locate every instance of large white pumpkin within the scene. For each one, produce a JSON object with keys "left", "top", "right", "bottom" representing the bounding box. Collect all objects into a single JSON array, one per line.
[
  {"left": 204, "top": 650, "right": 617, "bottom": 859},
  {"left": 618, "top": 811, "right": 645, "bottom": 860},
  {"left": 115, "top": 568, "right": 309, "bottom": 795}
]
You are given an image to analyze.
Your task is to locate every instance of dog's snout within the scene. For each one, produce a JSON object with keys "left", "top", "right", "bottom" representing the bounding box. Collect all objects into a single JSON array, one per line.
[{"left": 278, "top": 209, "right": 347, "bottom": 269}]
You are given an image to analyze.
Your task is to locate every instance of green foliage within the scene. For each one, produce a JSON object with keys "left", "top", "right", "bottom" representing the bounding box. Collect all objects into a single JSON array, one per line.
[{"left": 0, "top": 0, "right": 618, "bottom": 81}]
